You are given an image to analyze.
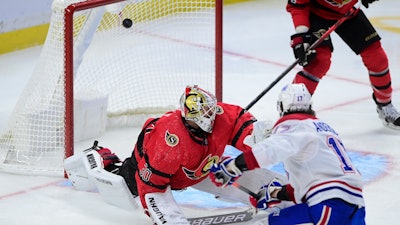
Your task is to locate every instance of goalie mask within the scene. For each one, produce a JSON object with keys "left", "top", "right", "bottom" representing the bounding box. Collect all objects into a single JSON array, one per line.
[
  {"left": 277, "top": 83, "right": 312, "bottom": 117},
  {"left": 180, "top": 85, "right": 217, "bottom": 133}
]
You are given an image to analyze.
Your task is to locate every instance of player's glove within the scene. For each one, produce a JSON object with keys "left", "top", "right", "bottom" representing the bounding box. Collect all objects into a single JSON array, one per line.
[
  {"left": 97, "top": 147, "right": 120, "bottom": 168},
  {"left": 361, "top": 0, "right": 378, "bottom": 8},
  {"left": 245, "top": 120, "right": 274, "bottom": 146},
  {"left": 249, "top": 178, "right": 283, "bottom": 210},
  {"left": 210, "top": 157, "right": 242, "bottom": 188},
  {"left": 290, "top": 32, "right": 316, "bottom": 67}
]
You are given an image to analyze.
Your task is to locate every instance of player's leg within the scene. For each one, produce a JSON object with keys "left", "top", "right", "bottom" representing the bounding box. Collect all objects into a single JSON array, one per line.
[
  {"left": 336, "top": 9, "right": 400, "bottom": 129},
  {"left": 292, "top": 13, "right": 334, "bottom": 94},
  {"left": 268, "top": 203, "right": 313, "bottom": 225},
  {"left": 267, "top": 199, "right": 364, "bottom": 225},
  {"left": 308, "top": 199, "right": 366, "bottom": 225}
]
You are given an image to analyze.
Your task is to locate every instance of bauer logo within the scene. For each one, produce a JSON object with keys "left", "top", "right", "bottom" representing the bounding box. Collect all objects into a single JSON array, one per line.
[{"left": 189, "top": 211, "right": 251, "bottom": 225}]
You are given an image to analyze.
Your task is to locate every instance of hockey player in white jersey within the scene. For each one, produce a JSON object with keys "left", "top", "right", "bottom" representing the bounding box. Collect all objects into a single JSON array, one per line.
[{"left": 210, "top": 83, "right": 366, "bottom": 225}]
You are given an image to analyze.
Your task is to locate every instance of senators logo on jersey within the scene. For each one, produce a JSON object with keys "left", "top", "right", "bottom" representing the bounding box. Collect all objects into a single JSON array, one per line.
[
  {"left": 182, "top": 154, "right": 219, "bottom": 180},
  {"left": 165, "top": 131, "right": 179, "bottom": 147},
  {"left": 313, "top": 29, "right": 330, "bottom": 41},
  {"left": 325, "top": 0, "right": 351, "bottom": 7}
]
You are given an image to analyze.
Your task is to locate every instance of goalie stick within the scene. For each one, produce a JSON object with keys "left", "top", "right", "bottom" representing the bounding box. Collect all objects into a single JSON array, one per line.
[
  {"left": 245, "top": 4, "right": 361, "bottom": 111},
  {"left": 187, "top": 207, "right": 255, "bottom": 225}
]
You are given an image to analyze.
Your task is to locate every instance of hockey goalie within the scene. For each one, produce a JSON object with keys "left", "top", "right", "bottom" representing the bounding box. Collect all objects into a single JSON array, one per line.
[{"left": 64, "top": 85, "right": 289, "bottom": 225}]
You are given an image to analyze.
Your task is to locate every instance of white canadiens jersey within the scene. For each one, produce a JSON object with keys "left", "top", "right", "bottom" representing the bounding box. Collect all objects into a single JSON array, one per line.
[{"left": 251, "top": 114, "right": 365, "bottom": 207}]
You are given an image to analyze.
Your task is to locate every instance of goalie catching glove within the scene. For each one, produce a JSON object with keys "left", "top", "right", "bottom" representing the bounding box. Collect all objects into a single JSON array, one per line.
[
  {"left": 249, "top": 178, "right": 284, "bottom": 210},
  {"left": 290, "top": 32, "right": 316, "bottom": 67},
  {"left": 210, "top": 157, "right": 242, "bottom": 188}
]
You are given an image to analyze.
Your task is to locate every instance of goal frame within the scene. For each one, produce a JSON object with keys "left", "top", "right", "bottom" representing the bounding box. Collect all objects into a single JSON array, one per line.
[{"left": 63, "top": 0, "right": 223, "bottom": 159}]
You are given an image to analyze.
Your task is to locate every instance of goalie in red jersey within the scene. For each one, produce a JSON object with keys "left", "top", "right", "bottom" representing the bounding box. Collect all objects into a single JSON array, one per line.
[
  {"left": 286, "top": 0, "right": 400, "bottom": 129},
  {"left": 65, "top": 85, "right": 280, "bottom": 224}
]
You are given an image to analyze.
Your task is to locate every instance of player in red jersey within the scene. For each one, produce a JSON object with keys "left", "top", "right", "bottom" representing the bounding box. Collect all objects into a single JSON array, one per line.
[
  {"left": 118, "top": 85, "right": 256, "bottom": 210},
  {"left": 65, "top": 85, "right": 278, "bottom": 224},
  {"left": 286, "top": 0, "right": 400, "bottom": 129}
]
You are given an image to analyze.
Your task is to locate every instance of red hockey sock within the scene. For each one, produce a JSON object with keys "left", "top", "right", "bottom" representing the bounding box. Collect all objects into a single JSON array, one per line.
[
  {"left": 292, "top": 46, "right": 332, "bottom": 94},
  {"left": 360, "top": 41, "right": 392, "bottom": 104}
]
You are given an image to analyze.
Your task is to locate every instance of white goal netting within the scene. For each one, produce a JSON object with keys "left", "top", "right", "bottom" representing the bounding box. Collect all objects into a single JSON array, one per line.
[{"left": 0, "top": 0, "right": 222, "bottom": 176}]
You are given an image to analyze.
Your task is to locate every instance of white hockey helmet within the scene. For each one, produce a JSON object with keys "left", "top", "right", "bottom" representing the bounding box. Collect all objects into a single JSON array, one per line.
[
  {"left": 277, "top": 83, "right": 312, "bottom": 117},
  {"left": 180, "top": 85, "right": 217, "bottom": 133}
]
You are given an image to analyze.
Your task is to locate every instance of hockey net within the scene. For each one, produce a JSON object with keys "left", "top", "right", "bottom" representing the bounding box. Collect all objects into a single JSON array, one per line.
[{"left": 0, "top": 0, "right": 222, "bottom": 176}]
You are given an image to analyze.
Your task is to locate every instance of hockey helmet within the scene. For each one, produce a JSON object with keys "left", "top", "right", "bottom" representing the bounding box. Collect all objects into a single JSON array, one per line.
[
  {"left": 277, "top": 83, "right": 312, "bottom": 117},
  {"left": 180, "top": 85, "right": 217, "bottom": 133}
]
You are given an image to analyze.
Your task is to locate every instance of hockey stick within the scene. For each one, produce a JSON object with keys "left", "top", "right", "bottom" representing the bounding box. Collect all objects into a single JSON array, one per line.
[
  {"left": 244, "top": 5, "right": 360, "bottom": 111},
  {"left": 232, "top": 182, "right": 261, "bottom": 199},
  {"left": 187, "top": 207, "right": 255, "bottom": 225}
]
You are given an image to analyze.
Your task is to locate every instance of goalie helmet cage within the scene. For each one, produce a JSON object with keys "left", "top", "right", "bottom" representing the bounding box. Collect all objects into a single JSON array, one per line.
[{"left": 0, "top": 0, "right": 223, "bottom": 176}]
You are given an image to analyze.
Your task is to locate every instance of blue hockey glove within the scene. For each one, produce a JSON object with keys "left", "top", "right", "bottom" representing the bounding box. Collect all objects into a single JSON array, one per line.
[
  {"left": 210, "top": 157, "right": 242, "bottom": 188},
  {"left": 249, "top": 178, "right": 283, "bottom": 210}
]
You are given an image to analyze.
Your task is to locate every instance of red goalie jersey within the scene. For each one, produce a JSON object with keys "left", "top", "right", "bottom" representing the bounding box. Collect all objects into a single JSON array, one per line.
[{"left": 126, "top": 102, "right": 256, "bottom": 209}]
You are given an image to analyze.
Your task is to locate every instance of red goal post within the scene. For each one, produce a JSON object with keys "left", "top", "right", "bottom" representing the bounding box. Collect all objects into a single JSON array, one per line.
[{"left": 0, "top": 0, "right": 222, "bottom": 176}]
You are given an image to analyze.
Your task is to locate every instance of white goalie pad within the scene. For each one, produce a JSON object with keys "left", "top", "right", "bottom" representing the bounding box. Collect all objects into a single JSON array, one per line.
[
  {"left": 87, "top": 168, "right": 139, "bottom": 211},
  {"left": 65, "top": 150, "right": 139, "bottom": 211},
  {"left": 145, "top": 187, "right": 190, "bottom": 225},
  {"left": 84, "top": 150, "right": 139, "bottom": 211},
  {"left": 64, "top": 152, "right": 97, "bottom": 191}
]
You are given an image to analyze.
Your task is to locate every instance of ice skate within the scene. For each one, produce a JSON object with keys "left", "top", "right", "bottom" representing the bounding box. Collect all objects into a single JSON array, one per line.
[{"left": 376, "top": 103, "right": 400, "bottom": 130}]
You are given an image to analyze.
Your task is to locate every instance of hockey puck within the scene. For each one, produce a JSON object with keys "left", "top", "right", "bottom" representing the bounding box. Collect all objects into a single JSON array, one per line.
[{"left": 122, "top": 18, "right": 132, "bottom": 28}]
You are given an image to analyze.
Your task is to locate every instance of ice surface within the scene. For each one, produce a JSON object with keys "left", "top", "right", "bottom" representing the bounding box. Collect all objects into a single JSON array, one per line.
[{"left": 1, "top": 0, "right": 399, "bottom": 224}]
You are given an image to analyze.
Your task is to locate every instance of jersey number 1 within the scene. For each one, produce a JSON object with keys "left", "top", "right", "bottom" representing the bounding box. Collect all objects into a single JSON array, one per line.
[{"left": 327, "top": 136, "right": 355, "bottom": 173}]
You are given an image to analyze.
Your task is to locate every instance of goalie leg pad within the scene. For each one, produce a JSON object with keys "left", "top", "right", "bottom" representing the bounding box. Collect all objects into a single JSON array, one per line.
[
  {"left": 64, "top": 152, "right": 97, "bottom": 191},
  {"left": 145, "top": 187, "right": 190, "bottom": 225},
  {"left": 65, "top": 149, "right": 139, "bottom": 210},
  {"left": 87, "top": 165, "right": 140, "bottom": 211},
  {"left": 84, "top": 150, "right": 139, "bottom": 211}
]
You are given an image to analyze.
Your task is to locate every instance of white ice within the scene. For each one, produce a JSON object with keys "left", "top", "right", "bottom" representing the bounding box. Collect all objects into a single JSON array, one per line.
[{"left": 1, "top": 0, "right": 400, "bottom": 224}]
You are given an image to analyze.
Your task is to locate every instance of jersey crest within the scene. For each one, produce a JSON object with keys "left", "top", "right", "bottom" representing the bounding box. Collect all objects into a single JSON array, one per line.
[
  {"left": 182, "top": 154, "right": 219, "bottom": 180},
  {"left": 325, "top": 0, "right": 351, "bottom": 7},
  {"left": 313, "top": 29, "right": 329, "bottom": 41},
  {"left": 216, "top": 105, "right": 224, "bottom": 115},
  {"left": 165, "top": 131, "right": 179, "bottom": 147}
]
